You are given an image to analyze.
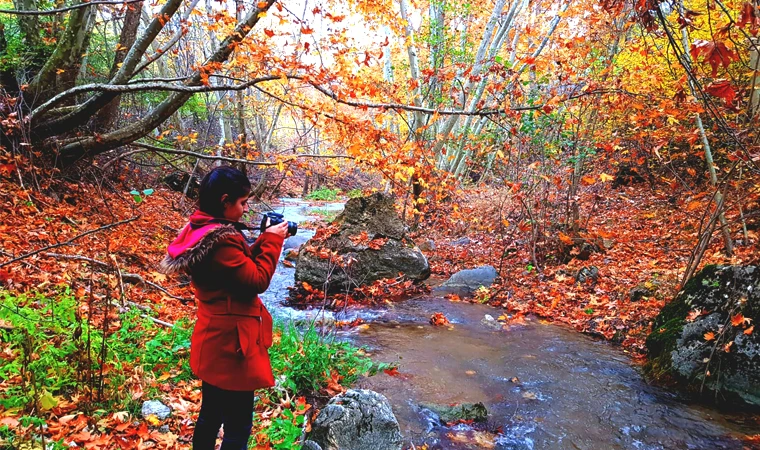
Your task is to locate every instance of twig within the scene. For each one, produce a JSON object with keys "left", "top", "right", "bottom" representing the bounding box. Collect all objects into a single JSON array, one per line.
[
  {"left": 111, "top": 301, "right": 175, "bottom": 328},
  {"left": 0, "top": 0, "right": 144, "bottom": 16},
  {"left": 0, "top": 216, "right": 139, "bottom": 268},
  {"left": 43, "top": 252, "right": 190, "bottom": 302},
  {"left": 110, "top": 254, "right": 126, "bottom": 307}
]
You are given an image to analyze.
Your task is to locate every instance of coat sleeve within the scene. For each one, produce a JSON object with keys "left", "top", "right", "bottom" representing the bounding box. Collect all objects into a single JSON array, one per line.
[{"left": 210, "top": 232, "right": 285, "bottom": 294}]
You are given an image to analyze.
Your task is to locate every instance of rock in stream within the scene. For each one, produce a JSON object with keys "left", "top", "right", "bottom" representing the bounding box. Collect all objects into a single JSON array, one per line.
[
  {"left": 646, "top": 265, "right": 760, "bottom": 407},
  {"left": 295, "top": 193, "right": 430, "bottom": 293}
]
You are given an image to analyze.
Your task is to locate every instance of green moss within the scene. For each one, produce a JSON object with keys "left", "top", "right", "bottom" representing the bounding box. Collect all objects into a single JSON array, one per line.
[{"left": 645, "top": 278, "right": 693, "bottom": 380}]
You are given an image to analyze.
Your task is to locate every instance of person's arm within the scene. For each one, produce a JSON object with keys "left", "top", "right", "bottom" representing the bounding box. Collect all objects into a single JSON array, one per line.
[{"left": 211, "top": 232, "right": 285, "bottom": 294}]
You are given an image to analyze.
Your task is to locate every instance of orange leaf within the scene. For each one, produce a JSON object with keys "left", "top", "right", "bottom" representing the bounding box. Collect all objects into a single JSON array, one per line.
[
  {"left": 256, "top": 1, "right": 267, "bottom": 8},
  {"left": 686, "top": 200, "right": 702, "bottom": 211},
  {"left": 744, "top": 325, "right": 754, "bottom": 335},
  {"left": 300, "top": 26, "right": 314, "bottom": 34},
  {"left": 704, "top": 331, "right": 716, "bottom": 341},
  {"left": 264, "top": 28, "right": 274, "bottom": 38},
  {"left": 558, "top": 232, "right": 574, "bottom": 245},
  {"left": 581, "top": 175, "right": 597, "bottom": 185},
  {"left": 731, "top": 313, "right": 751, "bottom": 327},
  {"left": 429, "top": 312, "right": 450, "bottom": 326}
]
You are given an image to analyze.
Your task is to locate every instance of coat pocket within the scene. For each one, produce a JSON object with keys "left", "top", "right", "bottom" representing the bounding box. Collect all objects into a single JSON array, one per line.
[
  {"left": 236, "top": 318, "right": 261, "bottom": 357},
  {"left": 261, "top": 306, "right": 273, "bottom": 349}
]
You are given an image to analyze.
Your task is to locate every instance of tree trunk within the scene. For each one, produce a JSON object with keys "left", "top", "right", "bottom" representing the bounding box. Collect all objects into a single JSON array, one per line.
[
  {"left": 749, "top": 37, "right": 760, "bottom": 120},
  {"left": 431, "top": 0, "right": 509, "bottom": 157},
  {"left": 34, "top": 0, "right": 186, "bottom": 136},
  {"left": 92, "top": 1, "right": 144, "bottom": 132},
  {"left": 53, "top": 0, "right": 278, "bottom": 166},
  {"left": 398, "top": 0, "right": 425, "bottom": 134},
  {"left": 27, "top": 2, "right": 95, "bottom": 105},
  {"left": 677, "top": 3, "right": 733, "bottom": 256}
]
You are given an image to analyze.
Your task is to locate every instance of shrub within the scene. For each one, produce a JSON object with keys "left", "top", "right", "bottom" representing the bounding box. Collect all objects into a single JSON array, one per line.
[
  {"left": 347, "top": 189, "right": 363, "bottom": 199},
  {"left": 305, "top": 187, "right": 340, "bottom": 201}
]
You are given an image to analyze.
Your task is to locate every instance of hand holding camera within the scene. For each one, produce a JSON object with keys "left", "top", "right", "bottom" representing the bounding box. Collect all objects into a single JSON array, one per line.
[{"left": 260, "top": 212, "right": 297, "bottom": 238}]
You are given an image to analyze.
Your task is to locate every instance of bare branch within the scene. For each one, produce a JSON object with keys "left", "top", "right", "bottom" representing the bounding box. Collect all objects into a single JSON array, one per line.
[
  {"left": 0, "top": 0, "right": 144, "bottom": 16},
  {"left": 132, "top": 0, "right": 202, "bottom": 75},
  {"left": 31, "top": 76, "right": 284, "bottom": 120},
  {"left": 123, "top": 142, "right": 355, "bottom": 166}
]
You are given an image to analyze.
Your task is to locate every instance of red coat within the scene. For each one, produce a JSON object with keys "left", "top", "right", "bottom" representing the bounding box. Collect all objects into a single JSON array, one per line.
[{"left": 160, "top": 211, "right": 284, "bottom": 391}]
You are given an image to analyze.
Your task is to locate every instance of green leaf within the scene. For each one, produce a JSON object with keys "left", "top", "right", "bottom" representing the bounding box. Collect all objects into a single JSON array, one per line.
[
  {"left": 40, "top": 390, "right": 57, "bottom": 411},
  {"left": 142, "top": 189, "right": 154, "bottom": 196}
]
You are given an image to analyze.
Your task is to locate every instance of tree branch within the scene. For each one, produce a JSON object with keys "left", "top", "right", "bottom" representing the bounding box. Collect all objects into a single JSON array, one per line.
[
  {"left": 122, "top": 142, "right": 354, "bottom": 166},
  {"left": 43, "top": 252, "right": 190, "bottom": 302},
  {"left": 0, "top": 216, "right": 139, "bottom": 268},
  {"left": 31, "top": 76, "right": 284, "bottom": 121},
  {"left": 0, "top": 0, "right": 144, "bottom": 15}
]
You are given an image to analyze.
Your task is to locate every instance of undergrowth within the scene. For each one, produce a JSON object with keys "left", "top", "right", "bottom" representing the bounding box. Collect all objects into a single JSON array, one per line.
[
  {"left": 0, "top": 289, "right": 380, "bottom": 449},
  {"left": 305, "top": 187, "right": 340, "bottom": 202}
]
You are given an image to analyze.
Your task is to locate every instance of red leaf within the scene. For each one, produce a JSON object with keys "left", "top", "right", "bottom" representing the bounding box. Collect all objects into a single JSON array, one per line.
[
  {"left": 738, "top": 2, "right": 760, "bottom": 35},
  {"left": 690, "top": 40, "right": 738, "bottom": 77},
  {"left": 383, "top": 367, "right": 401, "bottom": 377},
  {"left": 704, "top": 79, "right": 736, "bottom": 105},
  {"left": 263, "top": 28, "right": 274, "bottom": 38}
]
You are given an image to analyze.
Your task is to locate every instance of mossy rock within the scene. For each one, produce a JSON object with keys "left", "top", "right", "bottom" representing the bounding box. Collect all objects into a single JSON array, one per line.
[
  {"left": 420, "top": 402, "right": 488, "bottom": 424},
  {"left": 645, "top": 265, "right": 760, "bottom": 407}
]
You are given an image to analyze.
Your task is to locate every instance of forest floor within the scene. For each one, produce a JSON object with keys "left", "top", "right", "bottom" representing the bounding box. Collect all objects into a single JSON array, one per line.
[
  {"left": 413, "top": 180, "right": 758, "bottom": 356},
  {"left": 0, "top": 171, "right": 758, "bottom": 448}
]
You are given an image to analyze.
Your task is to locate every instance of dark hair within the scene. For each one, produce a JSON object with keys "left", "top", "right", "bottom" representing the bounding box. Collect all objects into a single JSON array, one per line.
[{"left": 198, "top": 166, "right": 252, "bottom": 217}]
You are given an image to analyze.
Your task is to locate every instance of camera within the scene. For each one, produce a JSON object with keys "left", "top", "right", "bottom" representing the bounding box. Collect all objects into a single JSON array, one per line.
[{"left": 260, "top": 212, "right": 297, "bottom": 237}]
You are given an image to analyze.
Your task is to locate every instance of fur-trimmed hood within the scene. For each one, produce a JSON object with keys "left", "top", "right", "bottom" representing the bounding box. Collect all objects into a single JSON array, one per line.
[{"left": 159, "top": 211, "right": 241, "bottom": 274}]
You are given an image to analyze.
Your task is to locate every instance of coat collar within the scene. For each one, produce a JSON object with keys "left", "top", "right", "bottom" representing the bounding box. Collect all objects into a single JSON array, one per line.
[{"left": 159, "top": 210, "right": 241, "bottom": 274}]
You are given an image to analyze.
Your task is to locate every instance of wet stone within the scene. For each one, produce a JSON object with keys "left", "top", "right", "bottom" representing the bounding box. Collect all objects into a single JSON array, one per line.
[
  {"left": 284, "top": 235, "right": 309, "bottom": 251},
  {"left": 141, "top": 400, "right": 171, "bottom": 420},
  {"left": 417, "top": 239, "right": 435, "bottom": 252},
  {"left": 433, "top": 265, "right": 498, "bottom": 297},
  {"left": 295, "top": 193, "right": 430, "bottom": 293},
  {"left": 419, "top": 402, "right": 488, "bottom": 425},
  {"left": 451, "top": 237, "right": 472, "bottom": 246},
  {"left": 308, "top": 389, "right": 402, "bottom": 450}
]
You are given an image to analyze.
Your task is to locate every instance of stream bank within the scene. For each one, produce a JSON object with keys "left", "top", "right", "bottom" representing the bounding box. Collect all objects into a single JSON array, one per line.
[{"left": 264, "top": 200, "right": 758, "bottom": 450}]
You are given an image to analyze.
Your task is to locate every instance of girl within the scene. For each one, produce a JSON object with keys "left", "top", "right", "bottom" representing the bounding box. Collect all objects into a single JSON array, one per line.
[{"left": 160, "top": 166, "right": 288, "bottom": 449}]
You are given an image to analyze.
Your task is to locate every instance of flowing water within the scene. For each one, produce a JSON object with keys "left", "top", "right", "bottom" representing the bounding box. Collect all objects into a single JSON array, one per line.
[{"left": 262, "top": 200, "right": 759, "bottom": 450}]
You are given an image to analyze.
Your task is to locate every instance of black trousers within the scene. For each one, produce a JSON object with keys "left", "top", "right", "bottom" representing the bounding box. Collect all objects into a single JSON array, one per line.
[{"left": 192, "top": 381, "right": 256, "bottom": 450}]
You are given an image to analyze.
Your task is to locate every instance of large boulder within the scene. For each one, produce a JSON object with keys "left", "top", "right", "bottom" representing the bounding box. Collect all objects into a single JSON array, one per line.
[
  {"left": 307, "top": 389, "right": 403, "bottom": 450},
  {"left": 295, "top": 193, "right": 429, "bottom": 293},
  {"left": 646, "top": 265, "right": 760, "bottom": 407},
  {"left": 432, "top": 265, "right": 498, "bottom": 297}
]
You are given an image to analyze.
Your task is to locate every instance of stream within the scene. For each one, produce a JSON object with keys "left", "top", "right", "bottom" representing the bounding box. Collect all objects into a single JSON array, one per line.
[{"left": 259, "top": 200, "right": 758, "bottom": 450}]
